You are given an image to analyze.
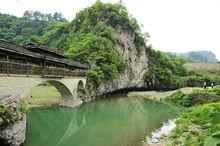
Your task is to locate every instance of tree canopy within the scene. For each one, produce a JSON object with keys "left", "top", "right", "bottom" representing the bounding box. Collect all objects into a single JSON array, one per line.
[{"left": 0, "top": 11, "right": 67, "bottom": 45}]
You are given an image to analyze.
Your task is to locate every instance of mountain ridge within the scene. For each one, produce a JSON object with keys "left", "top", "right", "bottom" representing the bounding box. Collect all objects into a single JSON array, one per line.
[{"left": 170, "top": 50, "right": 218, "bottom": 63}]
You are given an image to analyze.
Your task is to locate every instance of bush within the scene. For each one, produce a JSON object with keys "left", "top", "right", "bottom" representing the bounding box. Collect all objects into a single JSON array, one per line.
[
  {"left": 144, "top": 49, "right": 188, "bottom": 90},
  {"left": 170, "top": 102, "right": 220, "bottom": 145},
  {"left": 165, "top": 90, "right": 185, "bottom": 105},
  {"left": 0, "top": 100, "right": 28, "bottom": 125},
  {"left": 186, "top": 76, "right": 206, "bottom": 87},
  {"left": 0, "top": 106, "right": 22, "bottom": 124},
  {"left": 185, "top": 76, "right": 219, "bottom": 87},
  {"left": 171, "top": 76, "right": 188, "bottom": 88},
  {"left": 184, "top": 76, "right": 220, "bottom": 88},
  {"left": 165, "top": 90, "right": 220, "bottom": 107},
  {"left": 19, "top": 100, "right": 29, "bottom": 113},
  {"left": 204, "top": 131, "right": 220, "bottom": 146},
  {"left": 205, "top": 86, "right": 220, "bottom": 96},
  {"left": 211, "top": 77, "right": 220, "bottom": 86}
]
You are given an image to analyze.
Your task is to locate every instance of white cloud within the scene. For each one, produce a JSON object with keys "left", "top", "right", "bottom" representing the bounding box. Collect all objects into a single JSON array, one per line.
[{"left": 0, "top": 0, "right": 219, "bottom": 60}]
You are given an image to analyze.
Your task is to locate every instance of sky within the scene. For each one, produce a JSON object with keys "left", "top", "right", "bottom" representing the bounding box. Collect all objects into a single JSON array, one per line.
[{"left": 0, "top": 0, "right": 220, "bottom": 60}]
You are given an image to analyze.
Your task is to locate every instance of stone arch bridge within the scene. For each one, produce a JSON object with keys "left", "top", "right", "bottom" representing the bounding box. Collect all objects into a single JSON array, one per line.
[
  {"left": 0, "top": 76, "right": 88, "bottom": 107},
  {"left": 0, "top": 40, "right": 90, "bottom": 107}
]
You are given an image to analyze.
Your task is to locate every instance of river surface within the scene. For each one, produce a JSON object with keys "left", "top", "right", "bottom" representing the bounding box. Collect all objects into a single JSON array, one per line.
[{"left": 23, "top": 93, "right": 177, "bottom": 146}]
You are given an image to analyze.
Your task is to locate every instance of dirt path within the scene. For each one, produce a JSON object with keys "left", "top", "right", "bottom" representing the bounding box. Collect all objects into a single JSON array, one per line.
[{"left": 128, "top": 87, "right": 201, "bottom": 101}]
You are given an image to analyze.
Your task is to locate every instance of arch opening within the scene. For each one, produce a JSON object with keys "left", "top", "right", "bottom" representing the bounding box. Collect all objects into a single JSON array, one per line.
[
  {"left": 47, "top": 80, "right": 73, "bottom": 104},
  {"left": 23, "top": 80, "right": 73, "bottom": 106}
]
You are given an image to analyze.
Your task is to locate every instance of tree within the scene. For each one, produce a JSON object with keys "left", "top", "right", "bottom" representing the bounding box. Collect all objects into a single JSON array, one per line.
[
  {"left": 0, "top": 12, "right": 66, "bottom": 45},
  {"left": 53, "top": 12, "right": 66, "bottom": 21},
  {"left": 23, "top": 10, "right": 33, "bottom": 20},
  {"left": 33, "top": 11, "right": 41, "bottom": 20},
  {"left": 46, "top": 13, "right": 53, "bottom": 21}
]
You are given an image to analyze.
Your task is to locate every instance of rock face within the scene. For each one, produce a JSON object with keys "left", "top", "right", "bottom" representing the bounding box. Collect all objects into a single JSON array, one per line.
[
  {"left": 0, "top": 115, "right": 26, "bottom": 146},
  {"left": 0, "top": 96, "right": 26, "bottom": 146},
  {"left": 92, "top": 26, "right": 149, "bottom": 96}
]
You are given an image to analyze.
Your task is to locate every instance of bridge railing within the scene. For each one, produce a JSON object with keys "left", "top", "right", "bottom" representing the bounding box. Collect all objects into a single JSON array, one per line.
[{"left": 0, "top": 61, "right": 86, "bottom": 77}]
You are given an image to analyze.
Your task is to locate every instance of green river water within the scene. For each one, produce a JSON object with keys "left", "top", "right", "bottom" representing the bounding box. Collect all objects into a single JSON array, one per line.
[{"left": 23, "top": 94, "right": 177, "bottom": 146}]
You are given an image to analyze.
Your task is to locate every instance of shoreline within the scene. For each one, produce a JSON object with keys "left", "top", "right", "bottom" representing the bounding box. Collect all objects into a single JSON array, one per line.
[
  {"left": 144, "top": 119, "right": 177, "bottom": 146},
  {"left": 28, "top": 103, "right": 60, "bottom": 109}
]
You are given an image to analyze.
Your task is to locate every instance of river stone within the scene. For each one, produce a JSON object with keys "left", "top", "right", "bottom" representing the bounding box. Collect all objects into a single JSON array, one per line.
[{"left": 0, "top": 115, "right": 26, "bottom": 146}]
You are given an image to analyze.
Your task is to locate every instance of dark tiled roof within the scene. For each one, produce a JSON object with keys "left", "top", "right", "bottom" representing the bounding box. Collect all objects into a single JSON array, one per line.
[
  {"left": 0, "top": 39, "right": 89, "bottom": 69},
  {"left": 25, "top": 42, "right": 66, "bottom": 58}
]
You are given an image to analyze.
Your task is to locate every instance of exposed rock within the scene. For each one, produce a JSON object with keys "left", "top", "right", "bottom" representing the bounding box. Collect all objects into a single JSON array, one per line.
[
  {"left": 0, "top": 117, "right": 4, "bottom": 126},
  {"left": 0, "top": 115, "right": 26, "bottom": 146},
  {"left": 0, "top": 96, "right": 26, "bottom": 146},
  {"left": 91, "top": 26, "right": 149, "bottom": 96}
]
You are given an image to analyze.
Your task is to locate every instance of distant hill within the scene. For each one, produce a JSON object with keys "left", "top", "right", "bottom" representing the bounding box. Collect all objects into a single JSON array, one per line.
[{"left": 172, "top": 51, "right": 219, "bottom": 63}]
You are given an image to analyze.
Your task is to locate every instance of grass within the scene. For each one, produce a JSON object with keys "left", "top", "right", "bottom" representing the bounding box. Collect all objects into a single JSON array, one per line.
[
  {"left": 164, "top": 86, "right": 220, "bottom": 145},
  {"left": 23, "top": 85, "right": 61, "bottom": 106},
  {"left": 169, "top": 102, "right": 220, "bottom": 145}
]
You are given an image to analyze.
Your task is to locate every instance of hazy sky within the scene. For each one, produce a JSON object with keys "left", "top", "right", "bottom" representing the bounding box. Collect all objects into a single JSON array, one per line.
[{"left": 0, "top": 0, "right": 220, "bottom": 60}]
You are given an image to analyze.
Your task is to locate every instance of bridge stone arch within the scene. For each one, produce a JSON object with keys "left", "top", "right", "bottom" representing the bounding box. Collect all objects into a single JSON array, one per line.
[
  {"left": 45, "top": 80, "right": 73, "bottom": 105},
  {"left": 0, "top": 76, "right": 87, "bottom": 107}
]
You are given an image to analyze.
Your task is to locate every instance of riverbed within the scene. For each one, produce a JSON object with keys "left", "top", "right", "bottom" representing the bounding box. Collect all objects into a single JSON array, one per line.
[{"left": 23, "top": 93, "right": 177, "bottom": 146}]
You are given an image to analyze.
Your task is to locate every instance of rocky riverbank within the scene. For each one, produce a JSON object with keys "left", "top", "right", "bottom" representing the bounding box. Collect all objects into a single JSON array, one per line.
[
  {"left": 144, "top": 119, "right": 177, "bottom": 146},
  {"left": 0, "top": 96, "right": 27, "bottom": 146},
  {"left": 0, "top": 115, "right": 26, "bottom": 146}
]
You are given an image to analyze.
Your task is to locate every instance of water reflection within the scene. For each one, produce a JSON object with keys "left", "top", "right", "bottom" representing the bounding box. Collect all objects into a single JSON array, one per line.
[{"left": 23, "top": 95, "right": 176, "bottom": 146}]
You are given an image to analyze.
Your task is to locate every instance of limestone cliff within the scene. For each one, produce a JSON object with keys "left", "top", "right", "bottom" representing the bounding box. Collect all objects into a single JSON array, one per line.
[
  {"left": 91, "top": 26, "right": 149, "bottom": 96},
  {"left": 44, "top": 2, "right": 151, "bottom": 97}
]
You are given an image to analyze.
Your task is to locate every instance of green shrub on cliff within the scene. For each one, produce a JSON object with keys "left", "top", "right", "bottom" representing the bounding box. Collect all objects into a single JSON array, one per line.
[
  {"left": 43, "top": 1, "right": 149, "bottom": 88},
  {"left": 0, "top": 100, "right": 28, "bottom": 125}
]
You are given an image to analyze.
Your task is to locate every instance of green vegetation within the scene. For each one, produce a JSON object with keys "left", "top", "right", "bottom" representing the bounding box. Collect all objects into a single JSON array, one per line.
[
  {"left": 165, "top": 89, "right": 220, "bottom": 107},
  {"left": 0, "top": 12, "right": 67, "bottom": 45},
  {"left": 23, "top": 10, "right": 67, "bottom": 22},
  {"left": 144, "top": 49, "right": 188, "bottom": 89},
  {"left": 0, "top": 99, "right": 28, "bottom": 124},
  {"left": 42, "top": 1, "right": 150, "bottom": 89},
  {"left": 165, "top": 86, "right": 220, "bottom": 145},
  {"left": 23, "top": 85, "right": 61, "bottom": 106},
  {"left": 204, "top": 132, "right": 220, "bottom": 146},
  {"left": 1, "top": 1, "right": 218, "bottom": 91},
  {"left": 170, "top": 102, "right": 220, "bottom": 145},
  {"left": 185, "top": 62, "right": 220, "bottom": 78},
  {"left": 146, "top": 53, "right": 220, "bottom": 90}
]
